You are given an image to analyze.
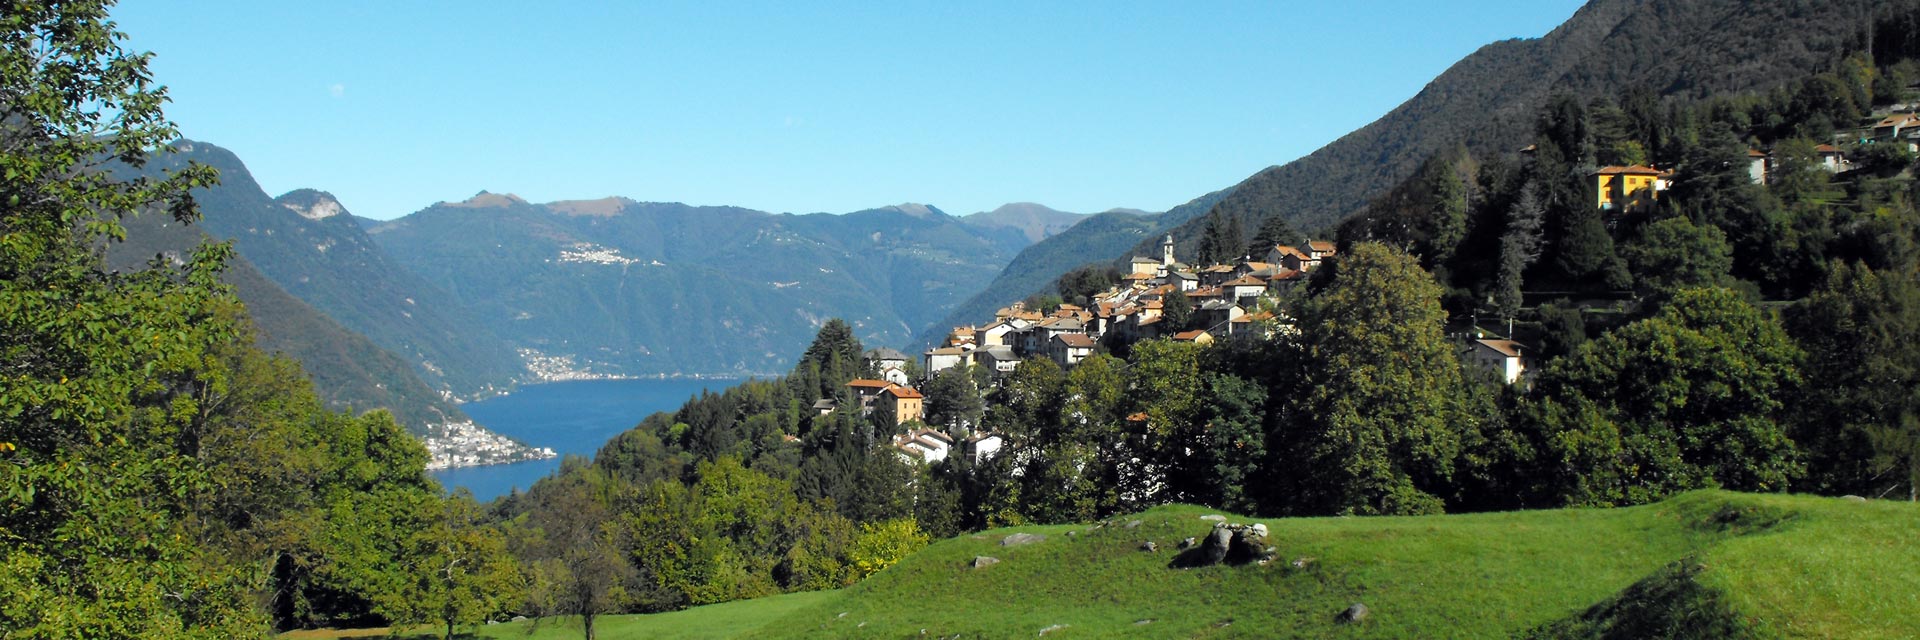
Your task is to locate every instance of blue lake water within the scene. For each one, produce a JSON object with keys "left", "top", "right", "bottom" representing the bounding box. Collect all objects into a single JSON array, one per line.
[{"left": 429, "top": 378, "right": 743, "bottom": 501}]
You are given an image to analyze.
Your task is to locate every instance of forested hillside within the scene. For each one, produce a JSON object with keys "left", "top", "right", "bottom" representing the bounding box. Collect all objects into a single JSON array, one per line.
[{"left": 987, "top": 0, "right": 1899, "bottom": 316}]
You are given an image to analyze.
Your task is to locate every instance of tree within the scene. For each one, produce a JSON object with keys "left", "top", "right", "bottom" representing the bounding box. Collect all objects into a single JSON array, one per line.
[
  {"left": 1529, "top": 288, "right": 1802, "bottom": 506},
  {"left": 998, "top": 358, "right": 1066, "bottom": 445},
  {"left": 1197, "top": 210, "right": 1245, "bottom": 265},
  {"left": 0, "top": 2, "right": 262, "bottom": 635},
  {"left": 1274, "top": 243, "right": 1465, "bottom": 515},
  {"left": 922, "top": 366, "right": 984, "bottom": 434},
  {"left": 1495, "top": 183, "right": 1547, "bottom": 318},
  {"left": 384, "top": 494, "right": 522, "bottom": 640},
  {"left": 1622, "top": 215, "right": 1733, "bottom": 300},
  {"left": 1785, "top": 263, "right": 1920, "bottom": 498},
  {"left": 847, "top": 519, "right": 930, "bottom": 578},
  {"left": 520, "top": 465, "right": 632, "bottom": 640},
  {"left": 1054, "top": 264, "right": 1120, "bottom": 307},
  {"left": 793, "top": 319, "right": 864, "bottom": 400},
  {"left": 1161, "top": 289, "right": 1194, "bottom": 331},
  {"left": 1123, "top": 339, "right": 1206, "bottom": 507},
  {"left": 1192, "top": 373, "right": 1268, "bottom": 512},
  {"left": 1247, "top": 214, "right": 1305, "bottom": 256}
]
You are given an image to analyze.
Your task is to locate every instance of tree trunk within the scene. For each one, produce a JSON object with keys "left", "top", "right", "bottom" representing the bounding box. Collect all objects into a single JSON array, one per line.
[
  {"left": 583, "top": 612, "right": 596, "bottom": 640},
  {"left": 445, "top": 619, "right": 455, "bottom": 640}
]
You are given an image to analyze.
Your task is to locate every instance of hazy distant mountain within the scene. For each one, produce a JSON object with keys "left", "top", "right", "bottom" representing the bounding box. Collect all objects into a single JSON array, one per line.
[
  {"left": 136, "top": 142, "right": 528, "bottom": 399},
  {"left": 959, "top": 203, "right": 1092, "bottom": 244},
  {"left": 365, "top": 195, "right": 1028, "bottom": 377}
]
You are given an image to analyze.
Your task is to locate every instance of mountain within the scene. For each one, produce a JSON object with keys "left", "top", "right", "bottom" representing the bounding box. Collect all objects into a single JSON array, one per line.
[
  {"left": 958, "top": 203, "right": 1092, "bottom": 244},
  {"left": 365, "top": 195, "right": 1029, "bottom": 377},
  {"left": 139, "top": 142, "right": 528, "bottom": 399},
  {"left": 961, "top": 0, "right": 1894, "bottom": 314},
  {"left": 107, "top": 207, "right": 468, "bottom": 436},
  {"left": 915, "top": 187, "right": 1232, "bottom": 345}
]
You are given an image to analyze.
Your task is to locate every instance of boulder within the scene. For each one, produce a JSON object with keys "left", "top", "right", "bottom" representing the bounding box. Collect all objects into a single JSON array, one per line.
[
  {"left": 1125, "top": 519, "right": 1143, "bottom": 529},
  {"left": 1178, "top": 536, "right": 1197, "bottom": 550},
  {"left": 1227, "top": 527, "right": 1269, "bottom": 563},
  {"left": 1200, "top": 527, "right": 1232, "bottom": 565},
  {"left": 972, "top": 556, "right": 1000, "bottom": 569},
  {"left": 1200, "top": 514, "right": 1227, "bottom": 522},
  {"left": 1001, "top": 532, "right": 1046, "bottom": 546},
  {"left": 1140, "top": 541, "right": 1157, "bottom": 552},
  {"left": 1337, "top": 603, "right": 1369, "bottom": 624},
  {"left": 1249, "top": 523, "right": 1268, "bottom": 538}
]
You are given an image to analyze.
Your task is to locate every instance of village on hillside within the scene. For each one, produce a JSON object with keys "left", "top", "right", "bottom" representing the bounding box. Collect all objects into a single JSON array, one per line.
[
  {"left": 819, "top": 104, "right": 1920, "bottom": 469},
  {"left": 815, "top": 233, "right": 1515, "bottom": 467}
]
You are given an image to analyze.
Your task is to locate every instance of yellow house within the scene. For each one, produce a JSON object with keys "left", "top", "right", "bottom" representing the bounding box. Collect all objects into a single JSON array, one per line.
[{"left": 1592, "top": 165, "right": 1665, "bottom": 212}]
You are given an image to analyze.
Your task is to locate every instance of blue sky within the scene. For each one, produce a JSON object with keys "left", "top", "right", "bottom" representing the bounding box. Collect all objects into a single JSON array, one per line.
[{"left": 113, "top": 1, "right": 1584, "bottom": 220}]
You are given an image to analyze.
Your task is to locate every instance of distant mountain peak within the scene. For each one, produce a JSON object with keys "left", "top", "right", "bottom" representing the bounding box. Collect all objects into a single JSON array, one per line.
[
  {"left": 881, "top": 203, "right": 946, "bottom": 218},
  {"left": 275, "top": 189, "right": 348, "bottom": 220},
  {"left": 960, "top": 202, "right": 1096, "bottom": 244},
  {"left": 447, "top": 191, "right": 528, "bottom": 209},
  {"left": 546, "top": 196, "right": 636, "bottom": 217},
  {"left": 985, "top": 202, "right": 1063, "bottom": 216}
]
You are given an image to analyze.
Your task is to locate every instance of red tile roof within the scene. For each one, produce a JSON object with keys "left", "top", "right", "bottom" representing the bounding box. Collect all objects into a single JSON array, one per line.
[
  {"left": 883, "top": 386, "right": 924, "bottom": 399},
  {"left": 1055, "top": 333, "right": 1097, "bottom": 348},
  {"left": 847, "top": 379, "right": 894, "bottom": 389}
]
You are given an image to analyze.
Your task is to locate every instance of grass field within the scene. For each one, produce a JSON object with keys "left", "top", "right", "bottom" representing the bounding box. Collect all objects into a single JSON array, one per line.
[
  {"left": 281, "top": 589, "right": 838, "bottom": 640},
  {"left": 743, "top": 491, "right": 1918, "bottom": 638},
  {"left": 286, "top": 491, "right": 1917, "bottom": 639}
]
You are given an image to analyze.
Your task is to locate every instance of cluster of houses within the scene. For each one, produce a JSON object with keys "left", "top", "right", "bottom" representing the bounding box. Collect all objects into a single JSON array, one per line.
[
  {"left": 808, "top": 348, "right": 1006, "bottom": 464},
  {"left": 925, "top": 234, "right": 1327, "bottom": 380}
]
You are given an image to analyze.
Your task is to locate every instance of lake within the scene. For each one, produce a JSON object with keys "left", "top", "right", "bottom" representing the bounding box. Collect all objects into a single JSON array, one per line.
[{"left": 429, "top": 378, "right": 743, "bottom": 501}]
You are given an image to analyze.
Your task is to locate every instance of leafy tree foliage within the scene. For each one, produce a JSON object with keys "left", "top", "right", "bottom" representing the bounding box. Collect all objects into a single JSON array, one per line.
[
  {"left": 1272, "top": 243, "right": 1467, "bottom": 515},
  {"left": 848, "top": 519, "right": 930, "bottom": 579},
  {"left": 1528, "top": 288, "right": 1802, "bottom": 506},
  {"left": 1053, "top": 264, "right": 1121, "bottom": 307},
  {"left": 1786, "top": 263, "right": 1920, "bottom": 498},
  {"left": 1623, "top": 215, "right": 1734, "bottom": 300},
  {"left": 923, "top": 366, "right": 984, "bottom": 434}
]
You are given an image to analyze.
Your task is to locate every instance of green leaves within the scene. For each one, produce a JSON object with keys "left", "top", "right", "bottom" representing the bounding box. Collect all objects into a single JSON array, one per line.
[{"left": 1530, "top": 288, "right": 1803, "bottom": 506}]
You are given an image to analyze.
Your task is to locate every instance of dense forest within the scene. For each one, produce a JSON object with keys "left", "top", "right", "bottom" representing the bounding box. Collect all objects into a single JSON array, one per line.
[{"left": 7, "top": 1, "right": 1920, "bottom": 638}]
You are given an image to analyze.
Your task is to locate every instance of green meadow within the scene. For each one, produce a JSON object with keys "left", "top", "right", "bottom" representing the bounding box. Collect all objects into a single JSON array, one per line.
[{"left": 297, "top": 491, "right": 1916, "bottom": 639}]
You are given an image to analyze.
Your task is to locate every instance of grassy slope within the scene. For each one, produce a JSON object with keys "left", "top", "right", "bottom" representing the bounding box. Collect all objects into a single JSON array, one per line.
[
  {"left": 742, "top": 491, "right": 1917, "bottom": 639},
  {"left": 285, "top": 590, "right": 838, "bottom": 640},
  {"left": 297, "top": 492, "right": 1915, "bottom": 639}
]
